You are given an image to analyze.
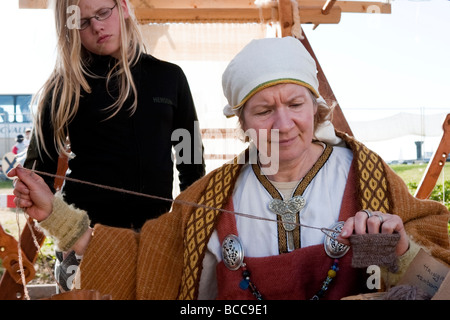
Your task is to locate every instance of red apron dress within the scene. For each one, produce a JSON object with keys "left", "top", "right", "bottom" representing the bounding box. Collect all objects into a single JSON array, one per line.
[{"left": 215, "top": 164, "right": 367, "bottom": 300}]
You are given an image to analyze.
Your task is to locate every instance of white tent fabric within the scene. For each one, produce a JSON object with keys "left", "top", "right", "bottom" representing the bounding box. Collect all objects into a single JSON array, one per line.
[
  {"left": 350, "top": 112, "right": 448, "bottom": 142},
  {"left": 139, "top": 23, "right": 448, "bottom": 176}
]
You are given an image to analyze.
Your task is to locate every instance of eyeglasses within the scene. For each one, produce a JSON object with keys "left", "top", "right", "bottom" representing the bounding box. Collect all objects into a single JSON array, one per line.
[{"left": 79, "top": 3, "right": 117, "bottom": 30}]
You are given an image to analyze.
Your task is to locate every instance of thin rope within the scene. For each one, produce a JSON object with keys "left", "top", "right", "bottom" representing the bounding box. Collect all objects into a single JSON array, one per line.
[
  {"left": 23, "top": 213, "right": 65, "bottom": 293},
  {"left": 28, "top": 168, "right": 337, "bottom": 237},
  {"left": 13, "top": 212, "right": 66, "bottom": 298},
  {"left": 15, "top": 209, "right": 30, "bottom": 300},
  {"left": 11, "top": 165, "right": 339, "bottom": 297},
  {"left": 13, "top": 162, "right": 65, "bottom": 298},
  {"left": 291, "top": 0, "right": 304, "bottom": 40}
]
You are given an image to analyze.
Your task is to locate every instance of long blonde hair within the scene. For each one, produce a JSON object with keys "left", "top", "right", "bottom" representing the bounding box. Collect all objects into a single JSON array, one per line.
[{"left": 33, "top": 0, "right": 145, "bottom": 159}]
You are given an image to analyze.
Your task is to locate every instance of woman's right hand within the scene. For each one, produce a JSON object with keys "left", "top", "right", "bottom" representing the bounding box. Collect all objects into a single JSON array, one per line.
[{"left": 7, "top": 165, "right": 54, "bottom": 222}]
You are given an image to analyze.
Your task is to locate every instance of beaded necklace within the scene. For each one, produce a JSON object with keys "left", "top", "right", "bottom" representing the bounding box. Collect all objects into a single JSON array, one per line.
[
  {"left": 237, "top": 258, "right": 340, "bottom": 300},
  {"left": 221, "top": 219, "right": 348, "bottom": 299},
  {"left": 221, "top": 143, "right": 347, "bottom": 300}
]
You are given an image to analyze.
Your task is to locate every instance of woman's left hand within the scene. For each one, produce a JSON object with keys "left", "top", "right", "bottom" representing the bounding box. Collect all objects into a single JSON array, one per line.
[{"left": 337, "top": 210, "right": 410, "bottom": 256}]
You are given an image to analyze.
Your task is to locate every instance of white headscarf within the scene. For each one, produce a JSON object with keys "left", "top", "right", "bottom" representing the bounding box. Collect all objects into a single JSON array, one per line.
[{"left": 222, "top": 36, "right": 342, "bottom": 146}]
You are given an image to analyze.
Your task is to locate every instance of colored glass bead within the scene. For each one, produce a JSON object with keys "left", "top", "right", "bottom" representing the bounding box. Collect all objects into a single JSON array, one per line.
[
  {"left": 239, "top": 279, "right": 250, "bottom": 290},
  {"left": 328, "top": 269, "right": 337, "bottom": 278}
]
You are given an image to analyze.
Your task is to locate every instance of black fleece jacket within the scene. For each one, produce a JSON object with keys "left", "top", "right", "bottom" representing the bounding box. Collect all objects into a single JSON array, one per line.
[{"left": 25, "top": 53, "right": 205, "bottom": 229}]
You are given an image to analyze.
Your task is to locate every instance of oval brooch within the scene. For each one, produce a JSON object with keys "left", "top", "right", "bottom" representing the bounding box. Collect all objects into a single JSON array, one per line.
[
  {"left": 323, "top": 221, "right": 350, "bottom": 259},
  {"left": 221, "top": 234, "right": 245, "bottom": 271}
]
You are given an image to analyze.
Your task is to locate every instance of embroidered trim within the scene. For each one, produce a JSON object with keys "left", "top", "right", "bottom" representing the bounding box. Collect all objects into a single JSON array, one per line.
[
  {"left": 336, "top": 132, "right": 391, "bottom": 214},
  {"left": 178, "top": 163, "right": 242, "bottom": 300},
  {"left": 251, "top": 144, "right": 333, "bottom": 253}
]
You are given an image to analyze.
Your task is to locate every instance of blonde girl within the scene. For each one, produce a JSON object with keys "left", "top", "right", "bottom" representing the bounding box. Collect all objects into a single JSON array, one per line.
[{"left": 25, "top": 0, "right": 205, "bottom": 229}]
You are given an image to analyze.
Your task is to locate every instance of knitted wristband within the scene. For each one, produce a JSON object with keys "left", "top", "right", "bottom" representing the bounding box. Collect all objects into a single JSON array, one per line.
[
  {"left": 381, "top": 240, "right": 421, "bottom": 287},
  {"left": 38, "top": 193, "right": 90, "bottom": 252},
  {"left": 349, "top": 233, "right": 401, "bottom": 273}
]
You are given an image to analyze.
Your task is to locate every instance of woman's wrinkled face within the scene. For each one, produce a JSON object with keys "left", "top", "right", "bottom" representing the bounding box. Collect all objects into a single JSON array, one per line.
[
  {"left": 241, "top": 83, "right": 318, "bottom": 165},
  {"left": 77, "top": 0, "right": 128, "bottom": 58}
]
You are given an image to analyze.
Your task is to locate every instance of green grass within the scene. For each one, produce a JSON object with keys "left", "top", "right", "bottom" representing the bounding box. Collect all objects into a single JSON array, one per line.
[
  {"left": 0, "top": 179, "right": 13, "bottom": 189},
  {"left": 390, "top": 162, "right": 450, "bottom": 186},
  {"left": 390, "top": 162, "right": 450, "bottom": 211}
]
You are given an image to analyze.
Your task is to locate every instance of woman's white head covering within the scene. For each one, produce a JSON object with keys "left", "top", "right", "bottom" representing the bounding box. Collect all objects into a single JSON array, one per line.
[{"left": 222, "top": 36, "right": 342, "bottom": 146}]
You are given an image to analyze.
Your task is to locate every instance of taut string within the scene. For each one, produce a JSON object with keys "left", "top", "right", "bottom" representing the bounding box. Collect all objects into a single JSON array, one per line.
[
  {"left": 11, "top": 166, "right": 339, "bottom": 298},
  {"left": 14, "top": 162, "right": 65, "bottom": 299},
  {"left": 25, "top": 168, "right": 338, "bottom": 238}
]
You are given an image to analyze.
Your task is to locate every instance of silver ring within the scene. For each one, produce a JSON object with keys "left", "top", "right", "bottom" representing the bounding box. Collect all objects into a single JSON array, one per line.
[
  {"left": 362, "top": 209, "right": 372, "bottom": 218},
  {"left": 376, "top": 214, "right": 384, "bottom": 224}
]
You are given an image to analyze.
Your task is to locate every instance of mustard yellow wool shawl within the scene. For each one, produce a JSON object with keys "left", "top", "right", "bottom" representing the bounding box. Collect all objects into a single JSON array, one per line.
[{"left": 78, "top": 133, "right": 450, "bottom": 300}]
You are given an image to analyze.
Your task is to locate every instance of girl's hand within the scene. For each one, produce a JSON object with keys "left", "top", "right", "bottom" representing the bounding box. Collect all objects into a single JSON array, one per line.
[{"left": 7, "top": 165, "right": 54, "bottom": 222}]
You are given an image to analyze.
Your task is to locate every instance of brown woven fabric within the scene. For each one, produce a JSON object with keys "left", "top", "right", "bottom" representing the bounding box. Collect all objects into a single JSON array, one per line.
[
  {"left": 80, "top": 163, "right": 242, "bottom": 300},
  {"left": 77, "top": 134, "right": 450, "bottom": 300},
  {"left": 350, "top": 233, "right": 401, "bottom": 273},
  {"left": 79, "top": 226, "right": 139, "bottom": 300},
  {"left": 384, "top": 165, "right": 450, "bottom": 266}
]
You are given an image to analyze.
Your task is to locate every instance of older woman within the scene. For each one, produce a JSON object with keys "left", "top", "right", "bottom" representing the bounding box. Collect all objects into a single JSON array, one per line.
[{"left": 10, "top": 37, "right": 450, "bottom": 300}]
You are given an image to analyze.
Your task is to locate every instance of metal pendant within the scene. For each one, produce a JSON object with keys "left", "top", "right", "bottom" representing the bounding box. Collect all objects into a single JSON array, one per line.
[
  {"left": 268, "top": 195, "right": 306, "bottom": 232},
  {"left": 222, "top": 234, "right": 245, "bottom": 271},
  {"left": 323, "top": 221, "right": 350, "bottom": 259}
]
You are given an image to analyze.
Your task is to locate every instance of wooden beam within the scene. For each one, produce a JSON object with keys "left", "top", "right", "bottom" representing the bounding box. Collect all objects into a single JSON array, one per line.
[
  {"left": 135, "top": 8, "right": 275, "bottom": 23},
  {"left": 278, "top": 0, "right": 294, "bottom": 37},
  {"left": 135, "top": 7, "right": 340, "bottom": 24},
  {"left": 19, "top": 0, "right": 48, "bottom": 9},
  {"left": 132, "top": 0, "right": 390, "bottom": 13},
  {"left": 19, "top": 0, "right": 391, "bottom": 15},
  {"left": 18, "top": 0, "right": 269, "bottom": 10},
  {"left": 131, "top": 0, "right": 268, "bottom": 9},
  {"left": 337, "top": 0, "right": 391, "bottom": 13},
  {"left": 299, "top": 1, "right": 391, "bottom": 14}
]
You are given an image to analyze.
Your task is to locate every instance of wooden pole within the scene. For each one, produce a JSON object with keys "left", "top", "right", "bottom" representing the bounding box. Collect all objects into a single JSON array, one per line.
[
  {"left": 415, "top": 114, "right": 450, "bottom": 199},
  {"left": 322, "top": 0, "right": 337, "bottom": 15},
  {"left": 277, "top": 0, "right": 352, "bottom": 136},
  {"left": 278, "top": 0, "right": 294, "bottom": 37},
  {"left": 299, "top": 32, "right": 353, "bottom": 136}
]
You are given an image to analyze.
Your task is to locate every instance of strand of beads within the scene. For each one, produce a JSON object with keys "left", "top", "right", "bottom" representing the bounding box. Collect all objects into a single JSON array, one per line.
[
  {"left": 311, "top": 259, "right": 339, "bottom": 300},
  {"left": 239, "top": 263, "right": 263, "bottom": 300},
  {"left": 238, "top": 259, "right": 339, "bottom": 300}
]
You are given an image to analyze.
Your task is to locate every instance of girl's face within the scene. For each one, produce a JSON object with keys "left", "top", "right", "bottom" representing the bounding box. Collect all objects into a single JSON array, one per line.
[{"left": 78, "top": 0, "right": 129, "bottom": 58}]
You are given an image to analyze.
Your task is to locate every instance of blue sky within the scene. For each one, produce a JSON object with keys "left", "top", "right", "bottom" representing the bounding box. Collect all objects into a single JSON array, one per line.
[{"left": 303, "top": 0, "right": 450, "bottom": 120}]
